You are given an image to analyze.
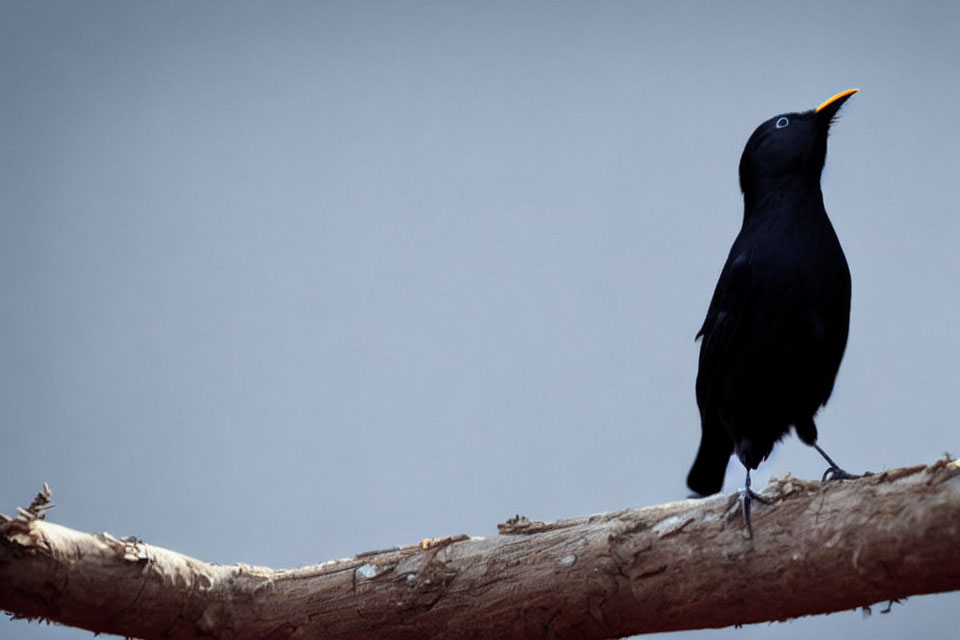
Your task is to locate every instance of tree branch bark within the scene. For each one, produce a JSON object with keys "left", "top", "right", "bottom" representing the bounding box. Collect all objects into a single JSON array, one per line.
[{"left": 2, "top": 458, "right": 959, "bottom": 639}]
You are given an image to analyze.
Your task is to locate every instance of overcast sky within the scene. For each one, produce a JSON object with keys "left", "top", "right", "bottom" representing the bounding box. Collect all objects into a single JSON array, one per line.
[{"left": 2, "top": 2, "right": 959, "bottom": 638}]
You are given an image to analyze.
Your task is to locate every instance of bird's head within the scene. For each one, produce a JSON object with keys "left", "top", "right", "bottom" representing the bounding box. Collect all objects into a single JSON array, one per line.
[{"left": 738, "top": 89, "right": 858, "bottom": 205}]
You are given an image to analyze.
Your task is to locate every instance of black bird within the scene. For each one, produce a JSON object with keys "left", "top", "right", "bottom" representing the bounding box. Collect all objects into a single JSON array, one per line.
[{"left": 687, "top": 89, "right": 859, "bottom": 534}]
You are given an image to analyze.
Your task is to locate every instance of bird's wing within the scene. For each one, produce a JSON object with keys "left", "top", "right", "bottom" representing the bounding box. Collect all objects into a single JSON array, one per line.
[
  {"left": 695, "top": 244, "right": 757, "bottom": 417},
  {"left": 688, "top": 244, "right": 756, "bottom": 495}
]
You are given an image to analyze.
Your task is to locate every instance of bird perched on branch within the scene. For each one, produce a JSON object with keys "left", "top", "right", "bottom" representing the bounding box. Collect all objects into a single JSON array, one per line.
[{"left": 687, "top": 89, "right": 860, "bottom": 536}]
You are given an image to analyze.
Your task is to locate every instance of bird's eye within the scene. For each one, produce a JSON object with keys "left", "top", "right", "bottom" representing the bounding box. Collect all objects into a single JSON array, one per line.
[{"left": 775, "top": 117, "right": 790, "bottom": 129}]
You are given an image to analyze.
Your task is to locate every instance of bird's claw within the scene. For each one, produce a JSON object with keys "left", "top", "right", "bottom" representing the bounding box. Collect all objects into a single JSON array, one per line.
[
  {"left": 741, "top": 489, "right": 755, "bottom": 539},
  {"left": 738, "top": 464, "right": 773, "bottom": 540},
  {"left": 740, "top": 487, "right": 773, "bottom": 539},
  {"left": 821, "top": 466, "right": 860, "bottom": 482}
]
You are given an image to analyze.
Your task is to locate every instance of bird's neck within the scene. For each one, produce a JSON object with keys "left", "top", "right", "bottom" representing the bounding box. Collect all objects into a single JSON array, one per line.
[{"left": 744, "top": 178, "right": 825, "bottom": 223}]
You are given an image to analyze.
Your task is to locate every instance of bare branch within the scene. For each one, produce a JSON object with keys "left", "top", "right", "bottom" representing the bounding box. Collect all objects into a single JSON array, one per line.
[{"left": 2, "top": 458, "right": 959, "bottom": 639}]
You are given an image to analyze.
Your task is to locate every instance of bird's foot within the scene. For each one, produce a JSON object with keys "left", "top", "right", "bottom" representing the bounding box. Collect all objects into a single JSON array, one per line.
[
  {"left": 821, "top": 466, "right": 861, "bottom": 482},
  {"left": 741, "top": 488, "right": 773, "bottom": 539},
  {"left": 814, "top": 443, "right": 873, "bottom": 483},
  {"left": 740, "top": 490, "right": 753, "bottom": 539},
  {"left": 739, "top": 469, "right": 771, "bottom": 539}
]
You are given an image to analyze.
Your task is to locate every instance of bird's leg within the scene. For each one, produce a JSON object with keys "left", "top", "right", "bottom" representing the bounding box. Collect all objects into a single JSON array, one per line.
[
  {"left": 740, "top": 468, "right": 771, "bottom": 538},
  {"left": 814, "top": 443, "right": 862, "bottom": 482}
]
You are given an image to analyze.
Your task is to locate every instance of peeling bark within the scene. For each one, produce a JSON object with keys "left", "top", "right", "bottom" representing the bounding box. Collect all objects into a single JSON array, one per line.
[{"left": 2, "top": 458, "right": 959, "bottom": 639}]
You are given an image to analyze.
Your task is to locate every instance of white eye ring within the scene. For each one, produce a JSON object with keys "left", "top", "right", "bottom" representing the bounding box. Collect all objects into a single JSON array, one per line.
[{"left": 776, "top": 117, "right": 790, "bottom": 129}]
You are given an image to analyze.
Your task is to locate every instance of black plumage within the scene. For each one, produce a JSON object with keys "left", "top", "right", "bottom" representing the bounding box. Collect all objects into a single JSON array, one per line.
[{"left": 687, "top": 89, "right": 859, "bottom": 530}]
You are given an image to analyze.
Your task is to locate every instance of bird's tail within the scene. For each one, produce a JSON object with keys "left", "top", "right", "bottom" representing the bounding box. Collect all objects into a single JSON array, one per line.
[{"left": 686, "top": 424, "right": 734, "bottom": 497}]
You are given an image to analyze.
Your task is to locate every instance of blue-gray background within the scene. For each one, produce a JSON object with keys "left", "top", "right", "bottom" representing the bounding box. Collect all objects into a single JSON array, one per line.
[{"left": 2, "top": 1, "right": 958, "bottom": 638}]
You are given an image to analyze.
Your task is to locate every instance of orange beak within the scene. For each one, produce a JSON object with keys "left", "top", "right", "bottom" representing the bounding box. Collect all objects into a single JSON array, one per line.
[{"left": 816, "top": 88, "right": 859, "bottom": 113}]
